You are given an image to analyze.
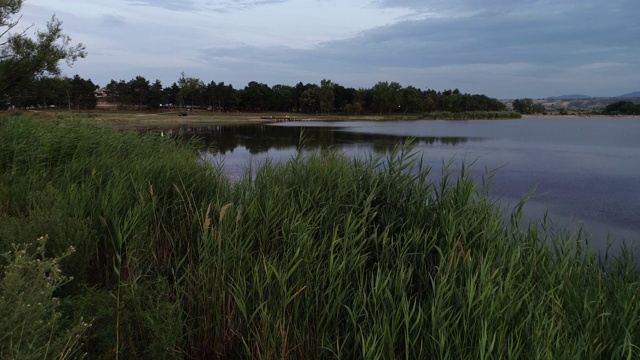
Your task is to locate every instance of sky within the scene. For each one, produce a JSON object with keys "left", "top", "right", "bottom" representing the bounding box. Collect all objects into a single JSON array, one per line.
[{"left": 20, "top": 0, "right": 640, "bottom": 99}]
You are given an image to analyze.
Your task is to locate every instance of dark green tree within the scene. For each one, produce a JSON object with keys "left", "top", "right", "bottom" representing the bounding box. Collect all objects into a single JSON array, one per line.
[
  {"left": 532, "top": 102, "right": 546, "bottom": 114},
  {"left": 203, "top": 80, "right": 218, "bottom": 109},
  {"left": 128, "top": 75, "right": 150, "bottom": 110},
  {"left": 34, "top": 76, "right": 68, "bottom": 107},
  {"left": 355, "top": 88, "right": 373, "bottom": 112},
  {"left": 216, "top": 82, "right": 238, "bottom": 112},
  {"left": 147, "top": 79, "right": 164, "bottom": 110},
  {"left": 0, "top": 1, "right": 86, "bottom": 98},
  {"left": 399, "top": 86, "right": 422, "bottom": 114},
  {"left": 333, "top": 84, "right": 356, "bottom": 112},
  {"left": 300, "top": 85, "right": 320, "bottom": 113},
  {"left": 106, "top": 79, "right": 132, "bottom": 109},
  {"left": 344, "top": 101, "right": 363, "bottom": 115},
  {"left": 162, "top": 83, "right": 180, "bottom": 107},
  {"left": 68, "top": 74, "right": 96, "bottom": 110},
  {"left": 441, "top": 89, "right": 464, "bottom": 112},
  {"left": 604, "top": 101, "right": 640, "bottom": 115},
  {"left": 371, "top": 81, "right": 401, "bottom": 115},
  {"left": 292, "top": 82, "right": 307, "bottom": 112},
  {"left": 192, "top": 80, "right": 209, "bottom": 108},
  {"left": 423, "top": 89, "right": 439, "bottom": 112},
  {"left": 176, "top": 72, "right": 201, "bottom": 108},
  {"left": 512, "top": 98, "right": 535, "bottom": 114},
  {"left": 319, "top": 79, "right": 335, "bottom": 115},
  {"left": 240, "top": 81, "right": 272, "bottom": 111},
  {"left": 271, "top": 84, "right": 293, "bottom": 112}
]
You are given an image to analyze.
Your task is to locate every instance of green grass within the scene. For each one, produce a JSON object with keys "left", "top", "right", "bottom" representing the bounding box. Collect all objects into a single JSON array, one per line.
[{"left": 0, "top": 114, "right": 638, "bottom": 359}]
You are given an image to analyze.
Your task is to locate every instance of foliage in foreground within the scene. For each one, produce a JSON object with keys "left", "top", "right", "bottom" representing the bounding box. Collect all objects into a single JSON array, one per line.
[
  {"left": 0, "top": 237, "right": 89, "bottom": 359},
  {"left": 0, "top": 115, "right": 639, "bottom": 359}
]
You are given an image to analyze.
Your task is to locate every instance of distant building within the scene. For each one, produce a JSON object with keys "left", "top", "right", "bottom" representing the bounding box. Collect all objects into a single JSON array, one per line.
[{"left": 94, "top": 88, "right": 118, "bottom": 109}]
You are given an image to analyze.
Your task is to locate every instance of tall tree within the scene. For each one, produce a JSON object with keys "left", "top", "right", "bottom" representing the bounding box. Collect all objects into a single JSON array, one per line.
[
  {"left": 68, "top": 74, "right": 96, "bottom": 110},
  {"left": 241, "top": 81, "right": 272, "bottom": 111},
  {"left": 399, "top": 86, "right": 422, "bottom": 114},
  {"left": 423, "top": 89, "right": 439, "bottom": 112},
  {"left": 204, "top": 80, "right": 218, "bottom": 109},
  {"left": 195, "top": 80, "right": 207, "bottom": 107},
  {"left": 512, "top": 98, "right": 535, "bottom": 114},
  {"left": 106, "top": 79, "right": 132, "bottom": 109},
  {"left": 300, "top": 85, "right": 320, "bottom": 113},
  {"left": 441, "top": 92, "right": 464, "bottom": 112},
  {"left": 271, "top": 84, "right": 293, "bottom": 112},
  {"left": 176, "top": 72, "right": 200, "bottom": 108},
  {"left": 128, "top": 76, "right": 150, "bottom": 110},
  {"left": 34, "top": 76, "right": 68, "bottom": 107},
  {"left": 146, "top": 79, "right": 164, "bottom": 110},
  {"left": 0, "top": 1, "right": 86, "bottom": 97},
  {"left": 163, "top": 83, "right": 180, "bottom": 107},
  {"left": 333, "top": 84, "right": 356, "bottom": 112},
  {"left": 292, "top": 82, "right": 307, "bottom": 112},
  {"left": 319, "top": 79, "right": 335, "bottom": 115},
  {"left": 225, "top": 83, "right": 240, "bottom": 111},
  {"left": 207, "top": 81, "right": 237, "bottom": 112},
  {"left": 371, "top": 81, "right": 401, "bottom": 115}
]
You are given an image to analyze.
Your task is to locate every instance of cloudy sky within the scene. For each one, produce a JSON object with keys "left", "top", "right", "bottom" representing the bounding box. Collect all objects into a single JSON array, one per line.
[{"left": 22, "top": 0, "right": 640, "bottom": 98}]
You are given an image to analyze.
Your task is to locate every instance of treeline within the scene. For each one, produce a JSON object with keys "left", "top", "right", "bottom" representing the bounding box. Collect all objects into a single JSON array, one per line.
[
  {"left": 7, "top": 74, "right": 508, "bottom": 114},
  {"left": 5, "top": 75, "right": 97, "bottom": 110},
  {"left": 603, "top": 101, "right": 640, "bottom": 115},
  {"left": 511, "top": 98, "right": 547, "bottom": 114}
]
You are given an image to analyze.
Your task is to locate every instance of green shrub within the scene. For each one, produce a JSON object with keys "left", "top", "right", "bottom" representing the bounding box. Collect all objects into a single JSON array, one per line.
[{"left": 0, "top": 236, "right": 90, "bottom": 359}]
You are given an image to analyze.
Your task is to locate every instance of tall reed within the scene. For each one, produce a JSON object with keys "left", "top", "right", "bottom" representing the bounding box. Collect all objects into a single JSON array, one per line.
[{"left": 1, "top": 114, "right": 638, "bottom": 359}]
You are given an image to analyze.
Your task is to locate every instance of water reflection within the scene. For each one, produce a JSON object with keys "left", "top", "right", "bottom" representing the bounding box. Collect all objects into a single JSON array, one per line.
[{"left": 142, "top": 123, "right": 483, "bottom": 155}]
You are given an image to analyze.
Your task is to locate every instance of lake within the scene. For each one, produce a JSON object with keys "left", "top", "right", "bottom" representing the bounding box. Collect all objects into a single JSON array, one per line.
[{"left": 186, "top": 116, "right": 640, "bottom": 254}]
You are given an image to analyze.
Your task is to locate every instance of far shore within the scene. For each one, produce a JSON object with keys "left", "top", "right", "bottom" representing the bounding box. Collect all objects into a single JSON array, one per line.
[
  {"left": 12, "top": 108, "right": 640, "bottom": 130},
  {"left": 16, "top": 109, "right": 467, "bottom": 129}
]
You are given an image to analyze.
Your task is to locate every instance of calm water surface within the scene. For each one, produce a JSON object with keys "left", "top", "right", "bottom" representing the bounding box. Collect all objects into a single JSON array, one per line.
[{"left": 190, "top": 116, "right": 640, "bottom": 253}]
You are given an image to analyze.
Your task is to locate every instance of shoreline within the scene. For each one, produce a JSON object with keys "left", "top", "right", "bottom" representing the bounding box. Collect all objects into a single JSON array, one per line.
[{"left": 14, "top": 109, "right": 640, "bottom": 130}]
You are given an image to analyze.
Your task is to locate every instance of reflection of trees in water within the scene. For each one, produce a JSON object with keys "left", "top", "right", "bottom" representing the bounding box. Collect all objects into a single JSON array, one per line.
[{"left": 143, "top": 124, "right": 478, "bottom": 154}]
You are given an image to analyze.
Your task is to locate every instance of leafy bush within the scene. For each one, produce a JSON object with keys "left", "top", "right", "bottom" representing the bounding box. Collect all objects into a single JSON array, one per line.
[{"left": 0, "top": 236, "right": 90, "bottom": 359}]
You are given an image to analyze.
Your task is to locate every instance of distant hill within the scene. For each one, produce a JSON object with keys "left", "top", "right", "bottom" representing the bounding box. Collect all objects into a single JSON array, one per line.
[
  {"left": 618, "top": 91, "right": 640, "bottom": 98},
  {"left": 546, "top": 92, "right": 640, "bottom": 99},
  {"left": 547, "top": 94, "right": 592, "bottom": 100}
]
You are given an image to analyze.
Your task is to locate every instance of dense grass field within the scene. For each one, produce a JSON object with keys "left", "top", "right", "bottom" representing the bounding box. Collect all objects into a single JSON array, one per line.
[{"left": 1, "top": 114, "right": 639, "bottom": 359}]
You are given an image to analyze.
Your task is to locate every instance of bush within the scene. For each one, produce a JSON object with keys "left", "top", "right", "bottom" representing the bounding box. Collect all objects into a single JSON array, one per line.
[{"left": 0, "top": 236, "right": 90, "bottom": 359}]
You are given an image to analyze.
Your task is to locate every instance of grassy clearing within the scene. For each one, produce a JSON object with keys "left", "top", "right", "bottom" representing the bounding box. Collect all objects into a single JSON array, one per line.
[{"left": 0, "top": 114, "right": 638, "bottom": 359}]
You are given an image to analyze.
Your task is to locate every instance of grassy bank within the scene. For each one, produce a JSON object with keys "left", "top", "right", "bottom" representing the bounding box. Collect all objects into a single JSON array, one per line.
[
  {"left": 1, "top": 114, "right": 638, "bottom": 359},
  {"left": 21, "top": 108, "right": 521, "bottom": 129}
]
